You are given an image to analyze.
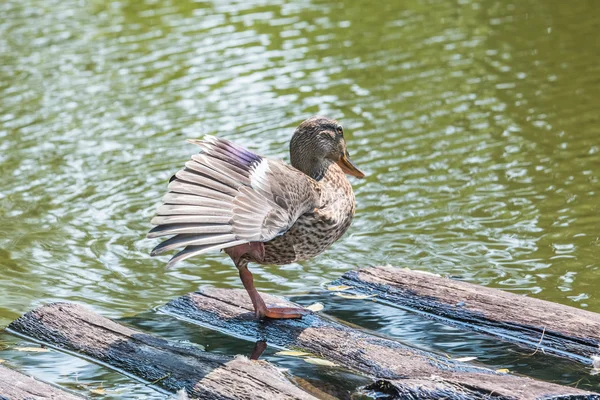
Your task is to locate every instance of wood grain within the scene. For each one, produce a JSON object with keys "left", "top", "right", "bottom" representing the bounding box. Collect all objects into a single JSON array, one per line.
[
  {"left": 7, "top": 303, "right": 316, "bottom": 400},
  {"left": 336, "top": 266, "right": 600, "bottom": 363},
  {"left": 162, "top": 288, "right": 599, "bottom": 400}
]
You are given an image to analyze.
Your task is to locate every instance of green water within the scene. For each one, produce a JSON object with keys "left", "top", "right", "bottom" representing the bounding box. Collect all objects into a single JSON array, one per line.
[{"left": 1, "top": 0, "right": 599, "bottom": 397}]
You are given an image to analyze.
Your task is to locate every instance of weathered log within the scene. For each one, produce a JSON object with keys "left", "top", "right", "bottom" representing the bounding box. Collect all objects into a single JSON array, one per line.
[
  {"left": 6, "top": 303, "right": 316, "bottom": 400},
  {"left": 0, "top": 364, "right": 83, "bottom": 400},
  {"left": 335, "top": 266, "right": 600, "bottom": 363},
  {"left": 161, "top": 288, "right": 600, "bottom": 400}
]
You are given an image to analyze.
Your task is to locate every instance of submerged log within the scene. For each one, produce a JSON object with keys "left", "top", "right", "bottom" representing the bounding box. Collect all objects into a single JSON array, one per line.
[
  {"left": 6, "top": 303, "right": 316, "bottom": 400},
  {"left": 0, "top": 364, "right": 83, "bottom": 400},
  {"left": 162, "top": 288, "right": 599, "bottom": 400},
  {"left": 335, "top": 266, "right": 600, "bottom": 363}
]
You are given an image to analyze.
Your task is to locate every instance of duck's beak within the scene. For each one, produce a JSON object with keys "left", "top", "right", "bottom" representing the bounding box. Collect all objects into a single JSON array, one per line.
[{"left": 337, "top": 151, "right": 365, "bottom": 178}]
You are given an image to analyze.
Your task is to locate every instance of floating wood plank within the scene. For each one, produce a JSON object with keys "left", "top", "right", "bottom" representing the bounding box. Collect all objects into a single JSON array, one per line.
[
  {"left": 335, "top": 266, "right": 600, "bottom": 363},
  {"left": 6, "top": 303, "right": 316, "bottom": 400},
  {"left": 162, "top": 288, "right": 600, "bottom": 400},
  {"left": 0, "top": 364, "right": 83, "bottom": 400}
]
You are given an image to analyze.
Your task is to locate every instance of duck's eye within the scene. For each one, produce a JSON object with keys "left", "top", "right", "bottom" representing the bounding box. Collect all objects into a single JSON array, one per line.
[{"left": 336, "top": 126, "right": 343, "bottom": 136}]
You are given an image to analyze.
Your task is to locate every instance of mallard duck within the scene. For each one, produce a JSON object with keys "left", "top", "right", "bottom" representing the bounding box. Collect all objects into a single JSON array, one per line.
[{"left": 148, "top": 116, "right": 364, "bottom": 319}]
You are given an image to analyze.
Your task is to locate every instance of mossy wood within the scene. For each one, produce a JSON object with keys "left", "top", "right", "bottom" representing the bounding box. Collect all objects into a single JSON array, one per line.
[
  {"left": 0, "top": 364, "right": 83, "bottom": 400},
  {"left": 335, "top": 266, "right": 600, "bottom": 363},
  {"left": 6, "top": 303, "right": 316, "bottom": 400},
  {"left": 162, "top": 288, "right": 599, "bottom": 400}
]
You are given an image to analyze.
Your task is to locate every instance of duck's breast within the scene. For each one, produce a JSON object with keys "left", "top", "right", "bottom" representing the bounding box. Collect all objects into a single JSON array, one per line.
[{"left": 261, "top": 166, "right": 356, "bottom": 265}]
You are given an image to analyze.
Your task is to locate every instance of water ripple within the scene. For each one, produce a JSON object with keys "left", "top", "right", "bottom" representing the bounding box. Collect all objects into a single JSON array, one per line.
[{"left": 1, "top": 0, "right": 600, "bottom": 392}]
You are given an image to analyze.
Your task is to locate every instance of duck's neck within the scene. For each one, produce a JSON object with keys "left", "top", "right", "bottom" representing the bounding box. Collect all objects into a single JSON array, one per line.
[{"left": 292, "top": 157, "right": 333, "bottom": 181}]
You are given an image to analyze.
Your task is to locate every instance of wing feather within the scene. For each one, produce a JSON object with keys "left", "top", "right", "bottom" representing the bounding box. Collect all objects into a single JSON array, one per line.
[
  {"left": 162, "top": 193, "right": 230, "bottom": 208},
  {"left": 148, "top": 223, "right": 232, "bottom": 238},
  {"left": 156, "top": 204, "right": 232, "bottom": 216},
  {"left": 167, "top": 180, "right": 233, "bottom": 202},
  {"left": 148, "top": 135, "right": 320, "bottom": 267},
  {"left": 151, "top": 233, "right": 237, "bottom": 255},
  {"left": 166, "top": 240, "right": 247, "bottom": 268}
]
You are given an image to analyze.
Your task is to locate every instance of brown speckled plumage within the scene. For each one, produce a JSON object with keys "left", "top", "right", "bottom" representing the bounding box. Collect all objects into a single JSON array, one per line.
[
  {"left": 148, "top": 116, "right": 364, "bottom": 318},
  {"left": 260, "top": 162, "right": 356, "bottom": 265}
]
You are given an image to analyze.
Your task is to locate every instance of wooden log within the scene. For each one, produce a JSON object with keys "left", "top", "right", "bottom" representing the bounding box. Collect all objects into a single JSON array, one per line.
[
  {"left": 0, "top": 364, "right": 83, "bottom": 400},
  {"left": 335, "top": 266, "right": 600, "bottom": 363},
  {"left": 6, "top": 303, "right": 316, "bottom": 400},
  {"left": 161, "top": 288, "right": 600, "bottom": 400}
]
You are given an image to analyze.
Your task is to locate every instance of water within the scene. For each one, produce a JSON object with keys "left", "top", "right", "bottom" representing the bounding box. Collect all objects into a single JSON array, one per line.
[{"left": 1, "top": 0, "right": 599, "bottom": 396}]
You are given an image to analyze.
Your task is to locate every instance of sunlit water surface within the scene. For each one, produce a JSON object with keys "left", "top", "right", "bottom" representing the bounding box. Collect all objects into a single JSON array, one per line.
[{"left": 1, "top": 0, "right": 599, "bottom": 396}]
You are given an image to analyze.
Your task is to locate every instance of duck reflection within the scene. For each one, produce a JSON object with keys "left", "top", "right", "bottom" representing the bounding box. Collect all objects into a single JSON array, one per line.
[{"left": 249, "top": 340, "right": 267, "bottom": 360}]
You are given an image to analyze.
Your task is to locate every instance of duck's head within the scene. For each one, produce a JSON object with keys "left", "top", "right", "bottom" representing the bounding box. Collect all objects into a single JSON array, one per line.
[{"left": 290, "top": 116, "right": 365, "bottom": 181}]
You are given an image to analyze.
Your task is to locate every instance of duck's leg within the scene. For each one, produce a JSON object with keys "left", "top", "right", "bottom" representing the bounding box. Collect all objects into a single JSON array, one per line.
[
  {"left": 226, "top": 243, "right": 309, "bottom": 319},
  {"left": 237, "top": 262, "right": 309, "bottom": 319}
]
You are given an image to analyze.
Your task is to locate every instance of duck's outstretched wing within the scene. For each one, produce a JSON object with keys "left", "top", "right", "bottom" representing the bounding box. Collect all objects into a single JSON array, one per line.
[{"left": 148, "top": 135, "right": 321, "bottom": 268}]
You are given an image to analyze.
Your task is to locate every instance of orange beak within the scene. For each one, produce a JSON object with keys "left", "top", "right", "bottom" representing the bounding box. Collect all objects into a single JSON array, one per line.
[{"left": 337, "top": 152, "right": 365, "bottom": 178}]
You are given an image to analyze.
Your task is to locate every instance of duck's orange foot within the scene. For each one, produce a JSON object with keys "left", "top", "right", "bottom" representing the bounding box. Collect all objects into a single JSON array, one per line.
[{"left": 260, "top": 306, "right": 311, "bottom": 319}]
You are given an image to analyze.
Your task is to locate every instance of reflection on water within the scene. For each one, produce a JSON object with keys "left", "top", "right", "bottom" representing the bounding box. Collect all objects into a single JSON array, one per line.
[
  {"left": 291, "top": 293, "right": 600, "bottom": 391},
  {"left": 0, "top": 331, "right": 165, "bottom": 399},
  {"left": 1, "top": 0, "right": 599, "bottom": 396}
]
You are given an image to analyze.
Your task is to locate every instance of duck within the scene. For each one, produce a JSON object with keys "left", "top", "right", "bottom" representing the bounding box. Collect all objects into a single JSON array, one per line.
[{"left": 148, "top": 116, "right": 364, "bottom": 319}]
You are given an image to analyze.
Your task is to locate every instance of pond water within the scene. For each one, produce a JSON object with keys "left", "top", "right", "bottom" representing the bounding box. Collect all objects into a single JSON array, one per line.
[{"left": 1, "top": 0, "right": 599, "bottom": 397}]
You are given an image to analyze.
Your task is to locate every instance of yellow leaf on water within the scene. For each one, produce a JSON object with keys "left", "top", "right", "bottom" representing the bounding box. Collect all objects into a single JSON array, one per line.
[
  {"left": 275, "top": 350, "right": 311, "bottom": 357},
  {"left": 453, "top": 356, "right": 477, "bottom": 362},
  {"left": 15, "top": 347, "right": 49, "bottom": 353},
  {"left": 303, "top": 357, "right": 338, "bottom": 367},
  {"left": 305, "top": 303, "right": 324, "bottom": 312},
  {"left": 327, "top": 285, "right": 353, "bottom": 291},
  {"left": 0, "top": 359, "right": 5, "bottom": 363},
  {"left": 90, "top": 388, "right": 106, "bottom": 395},
  {"left": 334, "top": 293, "right": 376, "bottom": 300},
  {"left": 496, "top": 368, "right": 510, "bottom": 373}
]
